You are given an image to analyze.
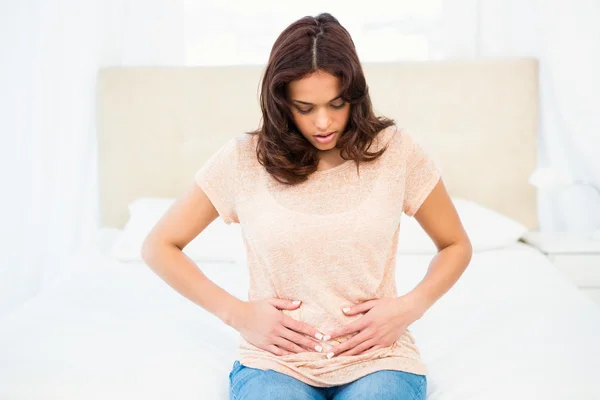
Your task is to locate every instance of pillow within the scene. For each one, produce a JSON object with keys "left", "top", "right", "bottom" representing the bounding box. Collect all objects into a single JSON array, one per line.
[
  {"left": 397, "top": 198, "right": 528, "bottom": 254},
  {"left": 111, "top": 198, "right": 246, "bottom": 264}
]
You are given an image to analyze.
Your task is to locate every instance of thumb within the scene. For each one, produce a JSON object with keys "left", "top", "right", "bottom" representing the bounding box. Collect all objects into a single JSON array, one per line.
[
  {"left": 342, "top": 300, "right": 376, "bottom": 316},
  {"left": 268, "top": 298, "right": 302, "bottom": 310}
]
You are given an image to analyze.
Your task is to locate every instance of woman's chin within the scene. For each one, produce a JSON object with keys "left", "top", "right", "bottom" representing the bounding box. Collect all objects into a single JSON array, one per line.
[{"left": 313, "top": 141, "right": 337, "bottom": 151}]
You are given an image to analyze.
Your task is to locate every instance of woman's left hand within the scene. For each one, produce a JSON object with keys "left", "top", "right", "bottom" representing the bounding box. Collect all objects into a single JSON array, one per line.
[{"left": 324, "top": 296, "right": 425, "bottom": 358}]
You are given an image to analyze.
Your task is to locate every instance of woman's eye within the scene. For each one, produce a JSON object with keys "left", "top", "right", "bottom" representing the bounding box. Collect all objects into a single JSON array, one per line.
[
  {"left": 331, "top": 101, "right": 346, "bottom": 109},
  {"left": 296, "top": 107, "right": 312, "bottom": 114}
]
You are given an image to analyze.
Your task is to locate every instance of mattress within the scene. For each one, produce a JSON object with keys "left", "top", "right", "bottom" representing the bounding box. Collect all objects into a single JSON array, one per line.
[{"left": 0, "top": 236, "right": 599, "bottom": 399}]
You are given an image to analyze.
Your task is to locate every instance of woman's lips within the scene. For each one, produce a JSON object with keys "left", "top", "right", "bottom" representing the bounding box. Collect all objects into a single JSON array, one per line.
[{"left": 314, "top": 132, "right": 336, "bottom": 144}]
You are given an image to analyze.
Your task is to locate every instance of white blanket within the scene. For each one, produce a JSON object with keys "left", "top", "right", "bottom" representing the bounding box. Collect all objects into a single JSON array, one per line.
[{"left": 0, "top": 242, "right": 599, "bottom": 399}]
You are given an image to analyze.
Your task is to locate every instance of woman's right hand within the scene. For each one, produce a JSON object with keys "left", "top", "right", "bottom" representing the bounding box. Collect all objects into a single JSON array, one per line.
[{"left": 233, "top": 299, "right": 327, "bottom": 356}]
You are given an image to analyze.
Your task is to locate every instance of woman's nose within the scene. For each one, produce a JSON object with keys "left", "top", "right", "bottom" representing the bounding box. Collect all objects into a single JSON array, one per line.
[{"left": 315, "top": 110, "right": 331, "bottom": 131}]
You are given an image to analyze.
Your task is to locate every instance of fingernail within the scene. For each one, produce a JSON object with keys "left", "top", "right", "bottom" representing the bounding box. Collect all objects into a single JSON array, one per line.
[
  {"left": 342, "top": 307, "right": 351, "bottom": 313},
  {"left": 292, "top": 300, "right": 301, "bottom": 305},
  {"left": 315, "top": 333, "right": 323, "bottom": 340},
  {"left": 327, "top": 352, "right": 334, "bottom": 359},
  {"left": 323, "top": 334, "right": 331, "bottom": 341},
  {"left": 315, "top": 345, "right": 323, "bottom": 352}
]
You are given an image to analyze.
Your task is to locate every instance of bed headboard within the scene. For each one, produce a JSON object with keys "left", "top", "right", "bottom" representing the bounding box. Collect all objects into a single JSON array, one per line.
[{"left": 97, "top": 58, "right": 539, "bottom": 229}]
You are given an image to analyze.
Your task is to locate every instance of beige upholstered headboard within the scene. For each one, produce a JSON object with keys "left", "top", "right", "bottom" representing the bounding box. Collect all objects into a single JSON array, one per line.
[{"left": 97, "top": 58, "right": 538, "bottom": 229}]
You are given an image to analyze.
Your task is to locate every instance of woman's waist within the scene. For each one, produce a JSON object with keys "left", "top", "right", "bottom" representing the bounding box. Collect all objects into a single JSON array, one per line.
[
  {"left": 247, "top": 291, "right": 398, "bottom": 340},
  {"left": 248, "top": 287, "right": 397, "bottom": 313},
  {"left": 247, "top": 270, "right": 397, "bottom": 306}
]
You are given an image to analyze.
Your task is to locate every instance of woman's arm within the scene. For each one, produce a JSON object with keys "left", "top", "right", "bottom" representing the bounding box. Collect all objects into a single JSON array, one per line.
[
  {"left": 404, "top": 178, "right": 473, "bottom": 318},
  {"left": 141, "top": 182, "right": 245, "bottom": 326}
]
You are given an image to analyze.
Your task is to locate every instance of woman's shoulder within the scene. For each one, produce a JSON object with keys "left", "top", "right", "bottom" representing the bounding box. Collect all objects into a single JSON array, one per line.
[
  {"left": 370, "top": 125, "right": 437, "bottom": 172},
  {"left": 213, "top": 132, "right": 255, "bottom": 158},
  {"left": 375, "top": 124, "right": 425, "bottom": 154},
  {"left": 372, "top": 124, "right": 407, "bottom": 153},
  {"left": 234, "top": 131, "right": 257, "bottom": 151},
  {"left": 228, "top": 132, "right": 260, "bottom": 169},
  {"left": 203, "top": 133, "right": 259, "bottom": 174}
]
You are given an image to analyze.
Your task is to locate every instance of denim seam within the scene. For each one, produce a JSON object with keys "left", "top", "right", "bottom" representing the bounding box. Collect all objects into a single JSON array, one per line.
[{"left": 410, "top": 376, "right": 427, "bottom": 400}]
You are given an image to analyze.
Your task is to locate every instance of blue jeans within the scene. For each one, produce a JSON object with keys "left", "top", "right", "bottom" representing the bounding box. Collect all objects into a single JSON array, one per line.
[{"left": 229, "top": 360, "right": 427, "bottom": 400}]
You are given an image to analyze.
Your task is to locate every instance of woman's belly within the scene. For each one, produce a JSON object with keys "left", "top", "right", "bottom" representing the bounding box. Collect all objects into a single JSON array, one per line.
[{"left": 281, "top": 300, "right": 355, "bottom": 345}]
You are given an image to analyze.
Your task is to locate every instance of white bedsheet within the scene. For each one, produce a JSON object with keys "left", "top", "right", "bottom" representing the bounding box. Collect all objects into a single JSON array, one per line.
[{"left": 0, "top": 241, "right": 599, "bottom": 399}]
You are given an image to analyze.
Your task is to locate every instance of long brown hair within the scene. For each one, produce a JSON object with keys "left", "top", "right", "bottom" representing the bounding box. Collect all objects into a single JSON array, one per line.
[{"left": 251, "top": 13, "right": 394, "bottom": 185}]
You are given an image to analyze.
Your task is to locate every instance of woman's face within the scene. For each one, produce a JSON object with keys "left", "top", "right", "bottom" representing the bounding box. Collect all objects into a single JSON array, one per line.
[{"left": 287, "top": 70, "right": 351, "bottom": 152}]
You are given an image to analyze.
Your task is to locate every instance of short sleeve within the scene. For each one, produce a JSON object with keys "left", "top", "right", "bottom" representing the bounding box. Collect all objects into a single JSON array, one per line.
[
  {"left": 401, "top": 131, "right": 441, "bottom": 217},
  {"left": 194, "top": 138, "right": 239, "bottom": 224}
]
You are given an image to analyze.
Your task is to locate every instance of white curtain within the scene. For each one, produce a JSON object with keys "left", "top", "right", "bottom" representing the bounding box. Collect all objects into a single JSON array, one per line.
[
  {"left": 0, "top": 0, "right": 102, "bottom": 316},
  {"left": 0, "top": 0, "right": 185, "bottom": 317}
]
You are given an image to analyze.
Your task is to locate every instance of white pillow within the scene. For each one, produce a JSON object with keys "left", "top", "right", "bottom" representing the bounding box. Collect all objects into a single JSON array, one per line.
[
  {"left": 111, "top": 198, "right": 246, "bottom": 264},
  {"left": 397, "top": 198, "right": 528, "bottom": 254}
]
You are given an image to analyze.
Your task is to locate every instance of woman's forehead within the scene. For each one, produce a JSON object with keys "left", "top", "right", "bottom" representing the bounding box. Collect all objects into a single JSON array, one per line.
[{"left": 288, "top": 70, "right": 341, "bottom": 102}]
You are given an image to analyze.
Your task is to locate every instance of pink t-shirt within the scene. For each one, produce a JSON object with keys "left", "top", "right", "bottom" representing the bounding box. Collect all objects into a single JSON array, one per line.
[{"left": 195, "top": 125, "right": 440, "bottom": 387}]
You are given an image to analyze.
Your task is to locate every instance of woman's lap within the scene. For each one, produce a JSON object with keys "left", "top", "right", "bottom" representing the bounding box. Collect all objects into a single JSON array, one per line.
[
  {"left": 328, "top": 369, "right": 427, "bottom": 400},
  {"left": 229, "top": 361, "right": 326, "bottom": 400},
  {"left": 229, "top": 361, "right": 426, "bottom": 400}
]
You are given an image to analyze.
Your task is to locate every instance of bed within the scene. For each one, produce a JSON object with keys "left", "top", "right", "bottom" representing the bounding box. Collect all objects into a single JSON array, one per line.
[{"left": 1, "top": 59, "right": 599, "bottom": 399}]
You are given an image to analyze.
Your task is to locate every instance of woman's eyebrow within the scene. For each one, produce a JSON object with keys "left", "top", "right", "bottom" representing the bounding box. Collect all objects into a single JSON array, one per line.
[{"left": 291, "top": 95, "right": 342, "bottom": 105}]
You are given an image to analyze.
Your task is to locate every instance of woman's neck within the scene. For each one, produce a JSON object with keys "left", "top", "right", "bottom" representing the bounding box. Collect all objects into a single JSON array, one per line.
[{"left": 317, "top": 149, "right": 345, "bottom": 171}]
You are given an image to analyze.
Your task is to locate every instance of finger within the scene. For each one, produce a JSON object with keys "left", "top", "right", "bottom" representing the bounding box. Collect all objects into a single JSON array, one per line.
[
  {"left": 281, "top": 315, "right": 325, "bottom": 341},
  {"left": 274, "top": 337, "right": 306, "bottom": 354},
  {"left": 361, "top": 345, "right": 383, "bottom": 355},
  {"left": 280, "top": 328, "right": 324, "bottom": 353},
  {"left": 267, "top": 345, "right": 291, "bottom": 357},
  {"left": 326, "top": 318, "right": 367, "bottom": 340},
  {"left": 342, "top": 300, "right": 377, "bottom": 316},
  {"left": 350, "top": 343, "right": 383, "bottom": 357},
  {"left": 268, "top": 298, "right": 301, "bottom": 310},
  {"left": 329, "top": 331, "right": 371, "bottom": 357},
  {"left": 338, "top": 339, "right": 376, "bottom": 357}
]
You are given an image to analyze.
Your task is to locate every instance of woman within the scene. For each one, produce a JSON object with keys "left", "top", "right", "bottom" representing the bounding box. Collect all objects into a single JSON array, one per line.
[{"left": 141, "top": 13, "right": 472, "bottom": 400}]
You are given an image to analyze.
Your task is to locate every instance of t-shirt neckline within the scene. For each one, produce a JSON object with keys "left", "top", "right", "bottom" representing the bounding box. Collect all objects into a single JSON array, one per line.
[{"left": 311, "top": 159, "right": 353, "bottom": 177}]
